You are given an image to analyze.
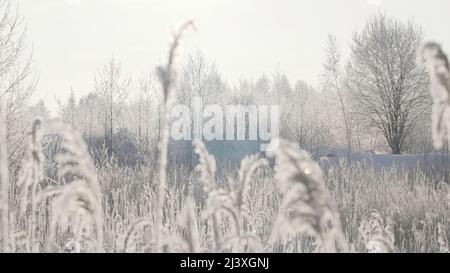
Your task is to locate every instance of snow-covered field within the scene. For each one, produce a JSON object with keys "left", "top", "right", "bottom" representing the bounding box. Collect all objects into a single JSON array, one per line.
[{"left": 313, "top": 146, "right": 450, "bottom": 171}]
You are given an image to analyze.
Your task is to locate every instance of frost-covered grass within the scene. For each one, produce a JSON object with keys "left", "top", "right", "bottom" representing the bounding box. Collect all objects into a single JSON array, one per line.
[
  {"left": 1, "top": 116, "right": 449, "bottom": 253},
  {"left": 73, "top": 151, "right": 450, "bottom": 253}
]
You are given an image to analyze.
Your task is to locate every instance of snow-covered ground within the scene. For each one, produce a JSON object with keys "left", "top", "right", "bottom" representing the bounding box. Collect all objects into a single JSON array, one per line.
[
  {"left": 312, "top": 146, "right": 450, "bottom": 172},
  {"left": 169, "top": 140, "right": 450, "bottom": 174}
]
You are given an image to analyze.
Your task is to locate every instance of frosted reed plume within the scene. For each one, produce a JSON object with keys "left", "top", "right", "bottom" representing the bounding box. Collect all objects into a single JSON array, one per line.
[
  {"left": 17, "top": 119, "right": 43, "bottom": 252},
  {"left": 193, "top": 140, "right": 220, "bottom": 250},
  {"left": 235, "top": 155, "right": 268, "bottom": 221},
  {"left": 46, "top": 122, "right": 103, "bottom": 252},
  {"left": 227, "top": 155, "right": 267, "bottom": 252},
  {"left": 358, "top": 210, "right": 395, "bottom": 253},
  {"left": 154, "top": 20, "right": 195, "bottom": 252},
  {"left": 194, "top": 141, "right": 265, "bottom": 252},
  {"left": 217, "top": 155, "right": 266, "bottom": 252},
  {"left": 420, "top": 42, "right": 450, "bottom": 150},
  {"left": 193, "top": 139, "right": 216, "bottom": 192},
  {"left": 51, "top": 181, "right": 101, "bottom": 251},
  {"left": 268, "top": 139, "right": 347, "bottom": 252}
]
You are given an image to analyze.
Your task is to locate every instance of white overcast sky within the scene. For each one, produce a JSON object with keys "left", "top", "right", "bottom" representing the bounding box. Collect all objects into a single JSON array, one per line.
[{"left": 17, "top": 0, "right": 450, "bottom": 111}]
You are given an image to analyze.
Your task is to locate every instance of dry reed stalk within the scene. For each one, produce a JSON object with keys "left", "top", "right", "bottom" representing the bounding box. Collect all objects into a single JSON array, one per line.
[
  {"left": 17, "top": 119, "right": 43, "bottom": 252},
  {"left": 155, "top": 20, "right": 194, "bottom": 252},
  {"left": 419, "top": 42, "right": 450, "bottom": 254}
]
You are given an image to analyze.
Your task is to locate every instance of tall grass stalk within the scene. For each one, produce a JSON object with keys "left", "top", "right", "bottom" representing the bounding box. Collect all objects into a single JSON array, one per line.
[
  {"left": 155, "top": 21, "right": 194, "bottom": 252},
  {"left": 17, "top": 119, "right": 43, "bottom": 252}
]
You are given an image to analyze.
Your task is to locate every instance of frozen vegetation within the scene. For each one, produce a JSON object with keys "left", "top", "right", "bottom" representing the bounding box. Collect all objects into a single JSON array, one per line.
[{"left": 0, "top": 1, "right": 450, "bottom": 253}]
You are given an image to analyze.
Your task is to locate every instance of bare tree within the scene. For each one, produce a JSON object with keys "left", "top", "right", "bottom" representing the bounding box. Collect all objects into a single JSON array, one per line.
[
  {"left": 0, "top": 0, "right": 35, "bottom": 163},
  {"left": 95, "top": 57, "right": 131, "bottom": 148},
  {"left": 177, "top": 51, "right": 227, "bottom": 167},
  {"left": 254, "top": 74, "right": 271, "bottom": 103},
  {"left": 57, "top": 88, "right": 77, "bottom": 128},
  {"left": 323, "top": 35, "right": 353, "bottom": 153},
  {"left": 26, "top": 100, "right": 49, "bottom": 122},
  {"left": 0, "top": 0, "right": 35, "bottom": 252},
  {"left": 179, "top": 50, "right": 227, "bottom": 105},
  {"left": 272, "top": 71, "right": 293, "bottom": 139},
  {"left": 75, "top": 92, "right": 101, "bottom": 139},
  {"left": 133, "top": 72, "right": 158, "bottom": 155},
  {"left": 345, "top": 14, "right": 429, "bottom": 154}
]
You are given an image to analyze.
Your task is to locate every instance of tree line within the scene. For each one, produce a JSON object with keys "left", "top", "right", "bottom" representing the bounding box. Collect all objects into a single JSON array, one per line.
[{"left": 3, "top": 8, "right": 435, "bottom": 170}]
